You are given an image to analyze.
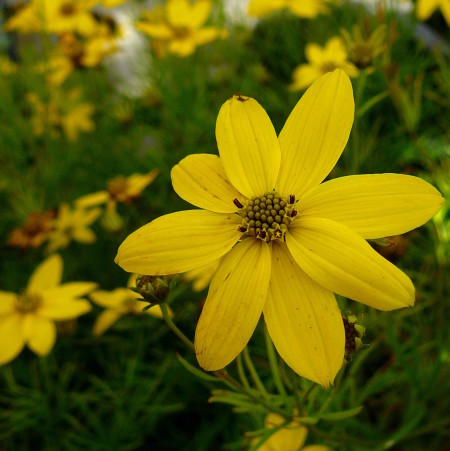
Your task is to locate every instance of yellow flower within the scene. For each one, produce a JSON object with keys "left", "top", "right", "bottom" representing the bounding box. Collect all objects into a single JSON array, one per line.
[
  {"left": 136, "top": 0, "right": 228, "bottom": 57},
  {"left": 0, "top": 254, "right": 94, "bottom": 365},
  {"left": 47, "top": 204, "right": 102, "bottom": 253},
  {"left": 115, "top": 70, "right": 443, "bottom": 386},
  {"left": 0, "top": 56, "right": 18, "bottom": 75},
  {"left": 417, "top": 0, "right": 450, "bottom": 25},
  {"left": 90, "top": 275, "right": 170, "bottom": 335},
  {"left": 290, "top": 37, "right": 359, "bottom": 91},
  {"left": 248, "top": 0, "right": 330, "bottom": 19},
  {"left": 4, "top": 0, "right": 98, "bottom": 36},
  {"left": 255, "top": 413, "right": 330, "bottom": 451},
  {"left": 76, "top": 169, "right": 159, "bottom": 211},
  {"left": 183, "top": 258, "right": 221, "bottom": 292}
]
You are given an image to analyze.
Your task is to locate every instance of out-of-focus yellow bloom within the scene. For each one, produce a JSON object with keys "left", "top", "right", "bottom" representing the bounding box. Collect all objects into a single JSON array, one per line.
[
  {"left": 136, "top": 0, "right": 228, "bottom": 57},
  {"left": 248, "top": 0, "right": 330, "bottom": 19},
  {"left": 341, "top": 23, "right": 387, "bottom": 70},
  {"left": 0, "top": 56, "right": 18, "bottom": 75},
  {"left": 290, "top": 37, "right": 359, "bottom": 91},
  {"left": 90, "top": 274, "right": 170, "bottom": 335},
  {"left": 27, "top": 89, "right": 94, "bottom": 141},
  {"left": 100, "top": 0, "right": 126, "bottom": 7},
  {"left": 417, "top": 0, "right": 450, "bottom": 25},
  {"left": 76, "top": 169, "right": 160, "bottom": 210},
  {"left": 8, "top": 211, "right": 56, "bottom": 250},
  {"left": 4, "top": 0, "right": 98, "bottom": 36},
  {"left": 47, "top": 204, "right": 102, "bottom": 253},
  {"left": 0, "top": 254, "right": 94, "bottom": 365},
  {"left": 255, "top": 413, "right": 330, "bottom": 451},
  {"left": 183, "top": 259, "right": 221, "bottom": 292}
]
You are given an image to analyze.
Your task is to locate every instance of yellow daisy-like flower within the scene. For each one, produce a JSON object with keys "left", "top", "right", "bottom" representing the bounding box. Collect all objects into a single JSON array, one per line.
[
  {"left": 248, "top": 0, "right": 330, "bottom": 19},
  {"left": 290, "top": 37, "right": 359, "bottom": 91},
  {"left": 4, "top": 0, "right": 98, "bottom": 36},
  {"left": 255, "top": 413, "right": 330, "bottom": 451},
  {"left": 0, "top": 254, "right": 95, "bottom": 365},
  {"left": 136, "top": 0, "right": 228, "bottom": 57},
  {"left": 115, "top": 70, "right": 443, "bottom": 386},
  {"left": 47, "top": 204, "right": 102, "bottom": 253},
  {"left": 75, "top": 169, "right": 160, "bottom": 212},
  {"left": 90, "top": 274, "right": 170, "bottom": 336},
  {"left": 417, "top": 0, "right": 450, "bottom": 25}
]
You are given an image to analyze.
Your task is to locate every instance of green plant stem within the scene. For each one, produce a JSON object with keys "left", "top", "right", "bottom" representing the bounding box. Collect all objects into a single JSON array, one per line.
[
  {"left": 237, "top": 353, "right": 251, "bottom": 389},
  {"left": 160, "top": 303, "right": 195, "bottom": 352},
  {"left": 319, "top": 362, "right": 346, "bottom": 414},
  {"left": 243, "top": 347, "right": 269, "bottom": 398},
  {"left": 264, "top": 324, "right": 287, "bottom": 397}
]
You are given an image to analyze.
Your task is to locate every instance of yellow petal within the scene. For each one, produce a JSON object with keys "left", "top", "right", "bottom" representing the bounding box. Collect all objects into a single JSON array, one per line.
[
  {"left": 136, "top": 22, "right": 173, "bottom": 39},
  {"left": 75, "top": 191, "right": 109, "bottom": 208},
  {"left": 248, "top": 0, "right": 286, "bottom": 17},
  {"left": 216, "top": 95, "right": 281, "bottom": 198},
  {"left": 93, "top": 309, "right": 122, "bottom": 335},
  {"left": 183, "top": 258, "right": 221, "bottom": 292},
  {"left": 0, "top": 313, "right": 26, "bottom": 365},
  {"left": 277, "top": 69, "right": 354, "bottom": 197},
  {"left": 43, "top": 282, "right": 97, "bottom": 300},
  {"left": 27, "top": 254, "right": 63, "bottom": 293},
  {"left": 39, "top": 299, "right": 92, "bottom": 320},
  {"left": 264, "top": 242, "right": 344, "bottom": 387},
  {"left": 126, "top": 169, "right": 160, "bottom": 196},
  {"left": 172, "top": 154, "right": 244, "bottom": 213},
  {"left": 287, "top": 217, "right": 415, "bottom": 310},
  {"left": 72, "top": 227, "right": 96, "bottom": 243},
  {"left": 168, "top": 38, "right": 197, "bottom": 57},
  {"left": 0, "top": 291, "right": 16, "bottom": 315},
  {"left": 188, "top": 0, "right": 212, "bottom": 29},
  {"left": 195, "top": 238, "right": 271, "bottom": 370},
  {"left": 23, "top": 315, "right": 56, "bottom": 356},
  {"left": 289, "top": 64, "right": 323, "bottom": 91},
  {"left": 303, "top": 446, "right": 333, "bottom": 451},
  {"left": 166, "top": 0, "right": 198, "bottom": 28},
  {"left": 116, "top": 210, "right": 242, "bottom": 275},
  {"left": 440, "top": 0, "right": 450, "bottom": 25},
  {"left": 289, "top": 0, "right": 328, "bottom": 18},
  {"left": 416, "top": 0, "right": 440, "bottom": 20},
  {"left": 193, "top": 27, "right": 225, "bottom": 46},
  {"left": 90, "top": 289, "right": 128, "bottom": 308},
  {"left": 299, "top": 174, "right": 444, "bottom": 239}
]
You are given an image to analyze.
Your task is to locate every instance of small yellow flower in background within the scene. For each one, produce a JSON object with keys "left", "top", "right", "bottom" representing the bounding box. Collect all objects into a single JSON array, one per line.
[
  {"left": 90, "top": 274, "right": 170, "bottom": 336},
  {"left": 248, "top": 0, "right": 330, "bottom": 19},
  {"left": 47, "top": 204, "right": 102, "bottom": 253},
  {"left": 255, "top": 413, "right": 330, "bottom": 451},
  {"left": 136, "top": 0, "right": 228, "bottom": 57},
  {"left": 4, "top": 0, "right": 98, "bottom": 36},
  {"left": 417, "top": 0, "right": 450, "bottom": 25},
  {"left": 0, "top": 56, "right": 18, "bottom": 75},
  {"left": 183, "top": 259, "right": 221, "bottom": 292},
  {"left": 8, "top": 211, "right": 56, "bottom": 250},
  {"left": 115, "top": 70, "right": 443, "bottom": 386},
  {"left": 76, "top": 169, "right": 160, "bottom": 211},
  {"left": 0, "top": 254, "right": 95, "bottom": 365},
  {"left": 26, "top": 89, "right": 94, "bottom": 141},
  {"left": 290, "top": 37, "right": 359, "bottom": 91},
  {"left": 341, "top": 22, "right": 388, "bottom": 70}
]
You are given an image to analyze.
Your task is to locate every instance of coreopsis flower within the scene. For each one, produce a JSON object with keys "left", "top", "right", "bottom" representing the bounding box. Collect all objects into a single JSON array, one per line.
[
  {"left": 136, "top": 0, "right": 228, "bottom": 57},
  {"left": 0, "top": 254, "right": 94, "bottom": 365},
  {"left": 8, "top": 211, "right": 56, "bottom": 250},
  {"left": 290, "top": 37, "right": 359, "bottom": 91},
  {"left": 4, "top": 0, "right": 98, "bottom": 36},
  {"left": 76, "top": 169, "right": 160, "bottom": 212},
  {"left": 341, "top": 23, "right": 387, "bottom": 70},
  {"left": 417, "top": 0, "right": 450, "bottom": 25},
  {"left": 90, "top": 275, "right": 170, "bottom": 335},
  {"left": 47, "top": 204, "right": 102, "bottom": 253},
  {"left": 115, "top": 70, "right": 443, "bottom": 386},
  {"left": 248, "top": 0, "right": 330, "bottom": 19}
]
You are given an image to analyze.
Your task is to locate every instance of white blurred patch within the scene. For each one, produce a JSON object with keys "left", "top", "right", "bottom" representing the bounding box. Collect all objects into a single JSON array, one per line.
[
  {"left": 350, "top": 0, "right": 414, "bottom": 14},
  {"left": 222, "top": 0, "right": 256, "bottom": 27}
]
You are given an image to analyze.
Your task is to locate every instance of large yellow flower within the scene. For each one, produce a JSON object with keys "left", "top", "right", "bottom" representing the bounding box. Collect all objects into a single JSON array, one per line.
[
  {"left": 115, "top": 70, "right": 443, "bottom": 386},
  {"left": 136, "top": 0, "right": 228, "bottom": 57},
  {"left": 290, "top": 37, "right": 359, "bottom": 91},
  {"left": 0, "top": 254, "right": 95, "bottom": 365},
  {"left": 248, "top": 0, "right": 330, "bottom": 19},
  {"left": 417, "top": 0, "right": 450, "bottom": 25}
]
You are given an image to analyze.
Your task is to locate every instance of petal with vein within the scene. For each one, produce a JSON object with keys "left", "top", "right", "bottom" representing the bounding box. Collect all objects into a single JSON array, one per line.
[
  {"left": 287, "top": 217, "right": 415, "bottom": 310},
  {"left": 277, "top": 69, "right": 354, "bottom": 197},
  {"left": 115, "top": 210, "right": 242, "bottom": 275},
  {"left": 299, "top": 174, "right": 444, "bottom": 239},
  {"left": 171, "top": 154, "right": 243, "bottom": 213},
  {"left": 0, "top": 313, "right": 25, "bottom": 365},
  {"left": 23, "top": 315, "right": 57, "bottom": 356},
  {"left": 27, "top": 254, "right": 63, "bottom": 293},
  {"left": 195, "top": 238, "right": 271, "bottom": 370},
  {"left": 264, "top": 242, "right": 344, "bottom": 387},
  {"left": 216, "top": 96, "right": 281, "bottom": 198}
]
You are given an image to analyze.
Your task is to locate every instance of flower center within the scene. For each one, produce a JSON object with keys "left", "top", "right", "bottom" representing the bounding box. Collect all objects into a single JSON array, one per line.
[
  {"left": 15, "top": 292, "right": 42, "bottom": 313},
  {"left": 107, "top": 176, "right": 129, "bottom": 200},
  {"left": 235, "top": 191, "right": 297, "bottom": 243},
  {"left": 60, "top": 3, "right": 76, "bottom": 16}
]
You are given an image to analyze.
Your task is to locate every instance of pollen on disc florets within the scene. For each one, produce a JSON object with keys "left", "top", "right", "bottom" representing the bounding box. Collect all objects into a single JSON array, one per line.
[
  {"left": 15, "top": 292, "right": 42, "bottom": 313},
  {"left": 235, "top": 191, "right": 298, "bottom": 243}
]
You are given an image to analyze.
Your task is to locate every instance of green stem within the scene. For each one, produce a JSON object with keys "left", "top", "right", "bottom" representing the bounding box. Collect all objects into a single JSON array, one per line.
[
  {"left": 243, "top": 347, "right": 269, "bottom": 397},
  {"left": 237, "top": 353, "right": 251, "bottom": 389},
  {"left": 160, "top": 303, "right": 195, "bottom": 352},
  {"left": 264, "top": 324, "right": 287, "bottom": 397},
  {"left": 319, "top": 362, "right": 346, "bottom": 414}
]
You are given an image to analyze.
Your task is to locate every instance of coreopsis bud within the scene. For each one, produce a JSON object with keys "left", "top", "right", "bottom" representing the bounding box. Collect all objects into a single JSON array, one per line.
[
  {"left": 343, "top": 315, "right": 365, "bottom": 360},
  {"left": 134, "top": 275, "right": 170, "bottom": 304}
]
